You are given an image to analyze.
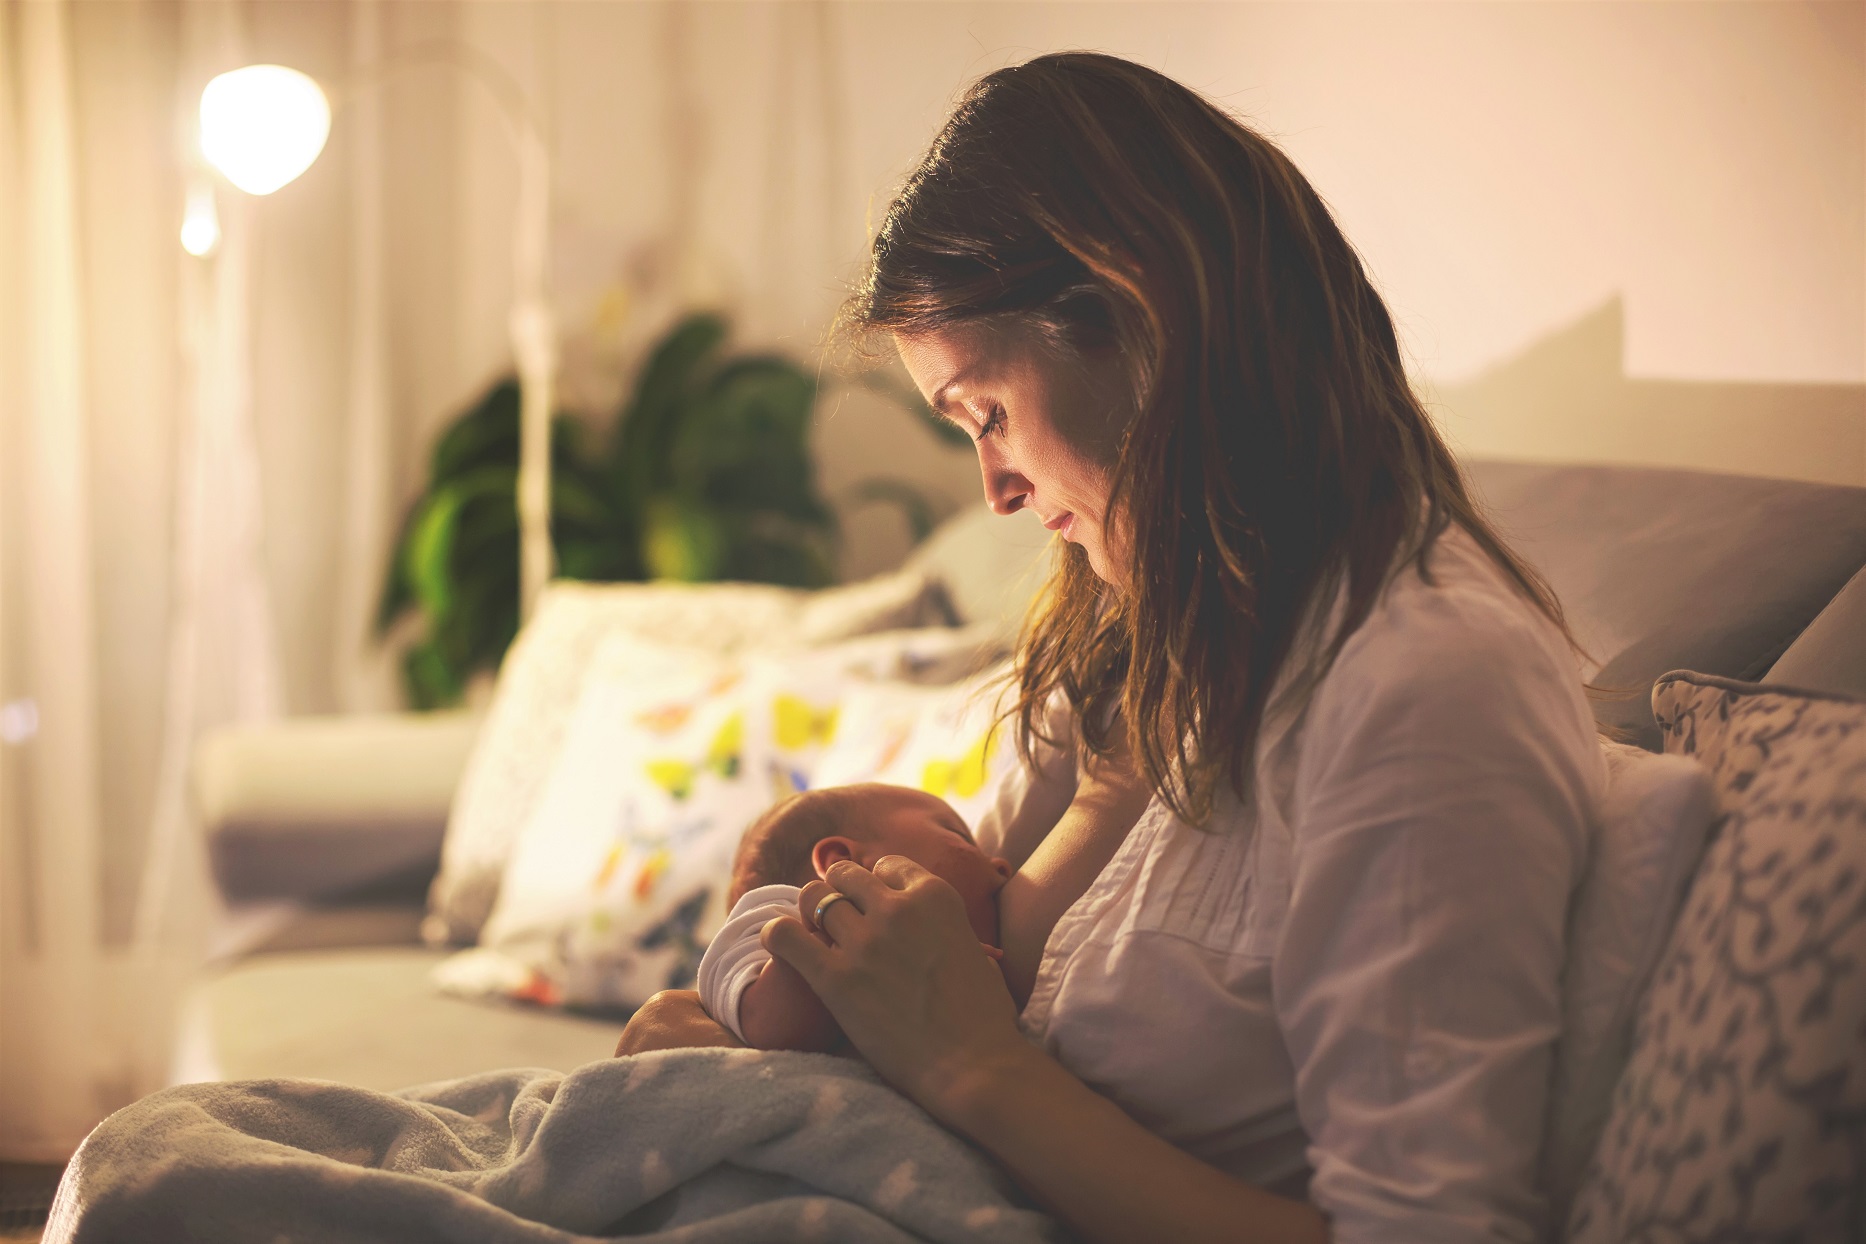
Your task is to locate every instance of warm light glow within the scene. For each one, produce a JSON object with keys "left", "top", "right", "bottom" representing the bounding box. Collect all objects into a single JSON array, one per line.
[
  {"left": 0, "top": 698, "right": 38, "bottom": 745},
  {"left": 179, "top": 184, "right": 221, "bottom": 256},
  {"left": 199, "top": 65, "right": 330, "bottom": 196}
]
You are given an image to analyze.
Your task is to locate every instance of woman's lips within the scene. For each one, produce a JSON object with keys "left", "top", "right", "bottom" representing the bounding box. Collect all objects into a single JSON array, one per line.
[{"left": 1043, "top": 512, "right": 1075, "bottom": 540}]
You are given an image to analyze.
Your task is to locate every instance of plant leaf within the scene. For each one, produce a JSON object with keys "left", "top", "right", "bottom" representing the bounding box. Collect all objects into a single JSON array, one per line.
[
  {"left": 404, "top": 489, "right": 464, "bottom": 617},
  {"left": 643, "top": 496, "right": 727, "bottom": 582},
  {"left": 375, "top": 501, "right": 421, "bottom": 635},
  {"left": 611, "top": 313, "right": 729, "bottom": 516},
  {"left": 403, "top": 639, "right": 463, "bottom": 710},
  {"left": 430, "top": 380, "right": 521, "bottom": 483}
]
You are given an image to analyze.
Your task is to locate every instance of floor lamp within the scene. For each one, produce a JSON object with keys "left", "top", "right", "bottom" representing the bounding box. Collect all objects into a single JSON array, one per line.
[{"left": 192, "top": 53, "right": 556, "bottom": 623}]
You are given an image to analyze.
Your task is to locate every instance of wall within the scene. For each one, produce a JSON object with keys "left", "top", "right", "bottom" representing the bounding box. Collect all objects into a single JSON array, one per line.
[
  {"left": 24, "top": 0, "right": 1861, "bottom": 942},
  {"left": 239, "top": 0, "right": 1865, "bottom": 714},
  {"left": 411, "top": 2, "right": 1866, "bottom": 580}
]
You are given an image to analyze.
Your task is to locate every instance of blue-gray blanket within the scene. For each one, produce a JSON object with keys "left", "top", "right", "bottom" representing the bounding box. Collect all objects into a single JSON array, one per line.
[{"left": 46, "top": 1047, "right": 1060, "bottom": 1243}]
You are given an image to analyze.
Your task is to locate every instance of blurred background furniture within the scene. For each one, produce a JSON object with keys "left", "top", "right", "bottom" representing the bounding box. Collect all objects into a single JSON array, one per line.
[{"left": 181, "top": 456, "right": 1866, "bottom": 1091}]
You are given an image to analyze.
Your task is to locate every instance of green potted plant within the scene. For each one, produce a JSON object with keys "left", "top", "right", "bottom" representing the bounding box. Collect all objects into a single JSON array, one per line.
[{"left": 378, "top": 312, "right": 949, "bottom": 708}]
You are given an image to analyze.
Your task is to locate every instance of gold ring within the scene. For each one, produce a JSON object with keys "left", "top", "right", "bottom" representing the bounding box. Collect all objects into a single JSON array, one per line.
[{"left": 812, "top": 891, "right": 852, "bottom": 928}]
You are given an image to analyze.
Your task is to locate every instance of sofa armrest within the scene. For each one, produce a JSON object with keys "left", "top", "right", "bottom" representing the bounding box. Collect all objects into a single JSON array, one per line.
[{"left": 194, "top": 712, "right": 481, "bottom": 904}]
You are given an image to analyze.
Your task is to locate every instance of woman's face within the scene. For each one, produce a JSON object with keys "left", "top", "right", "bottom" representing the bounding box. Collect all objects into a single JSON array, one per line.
[{"left": 896, "top": 321, "right": 1130, "bottom": 584}]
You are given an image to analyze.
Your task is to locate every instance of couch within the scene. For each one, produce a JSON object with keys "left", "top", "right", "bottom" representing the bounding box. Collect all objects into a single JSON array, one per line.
[{"left": 181, "top": 457, "right": 1866, "bottom": 1235}]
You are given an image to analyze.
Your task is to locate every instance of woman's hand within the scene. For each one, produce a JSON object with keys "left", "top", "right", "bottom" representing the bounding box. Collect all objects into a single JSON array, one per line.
[
  {"left": 765, "top": 857, "right": 1036, "bottom": 1125},
  {"left": 613, "top": 989, "right": 743, "bottom": 1057},
  {"left": 770, "top": 858, "right": 1327, "bottom": 1244}
]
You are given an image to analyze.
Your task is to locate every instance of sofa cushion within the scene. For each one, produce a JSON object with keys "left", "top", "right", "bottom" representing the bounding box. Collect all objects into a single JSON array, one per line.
[
  {"left": 191, "top": 947, "right": 620, "bottom": 1091},
  {"left": 195, "top": 712, "right": 481, "bottom": 903},
  {"left": 1541, "top": 740, "right": 1716, "bottom": 1229},
  {"left": 434, "top": 628, "right": 1014, "bottom": 1014},
  {"left": 1467, "top": 461, "right": 1866, "bottom": 750},
  {"left": 1766, "top": 564, "right": 1866, "bottom": 700},
  {"left": 919, "top": 465, "right": 1866, "bottom": 749},
  {"left": 1565, "top": 672, "right": 1866, "bottom": 1242}
]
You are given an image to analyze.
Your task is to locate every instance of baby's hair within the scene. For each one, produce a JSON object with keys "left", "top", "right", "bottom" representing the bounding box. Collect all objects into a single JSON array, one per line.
[{"left": 730, "top": 788, "right": 861, "bottom": 904}]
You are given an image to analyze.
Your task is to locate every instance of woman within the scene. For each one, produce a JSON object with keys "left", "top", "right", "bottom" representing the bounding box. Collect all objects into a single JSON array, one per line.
[{"left": 620, "top": 52, "right": 1602, "bottom": 1243}]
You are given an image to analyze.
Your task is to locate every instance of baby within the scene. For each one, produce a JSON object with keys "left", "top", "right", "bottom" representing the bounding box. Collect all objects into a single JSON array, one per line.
[{"left": 696, "top": 783, "right": 1012, "bottom": 1052}]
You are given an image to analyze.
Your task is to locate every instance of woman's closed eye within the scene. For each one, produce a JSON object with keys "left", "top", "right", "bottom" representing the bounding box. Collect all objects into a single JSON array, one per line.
[{"left": 973, "top": 403, "right": 1006, "bottom": 441}]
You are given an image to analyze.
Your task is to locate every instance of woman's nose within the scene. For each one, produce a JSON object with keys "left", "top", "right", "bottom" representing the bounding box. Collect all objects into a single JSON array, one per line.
[{"left": 978, "top": 450, "right": 1031, "bottom": 517}]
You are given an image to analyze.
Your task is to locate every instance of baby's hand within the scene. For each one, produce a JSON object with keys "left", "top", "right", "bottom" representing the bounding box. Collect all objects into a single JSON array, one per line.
[{"left": 738, "top": 943, "right": 844, "bottom": 1053}]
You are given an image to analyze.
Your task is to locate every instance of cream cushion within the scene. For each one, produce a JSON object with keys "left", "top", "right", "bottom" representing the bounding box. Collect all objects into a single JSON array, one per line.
[
  {"left": 424, "top": 570, "right": 953, "bottom": 946},
  {"left": 434, "top": 626, "right": 1007, "bottom": 1011},
  {"left": 196, "top": 712, "right": 481, "bottom": 901},
  {"left": 1540, "top": 740, "right": 1716, "bottom": 1227}
]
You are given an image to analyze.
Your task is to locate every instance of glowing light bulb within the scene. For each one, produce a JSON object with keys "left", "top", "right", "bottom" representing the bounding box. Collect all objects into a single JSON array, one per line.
[
  {"left": 199, "top": 65, "right": 330, "bottom": 196},
  {"left": 180, "top": 183, "right": 221, "bottom": 256},
  {"left": 0, "top": 698, "right": 39, "bottom": 745}
]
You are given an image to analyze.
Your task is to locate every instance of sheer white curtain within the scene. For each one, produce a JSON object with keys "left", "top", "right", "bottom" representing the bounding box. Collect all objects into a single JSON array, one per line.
[
  {"left": 0, "top": 0, "right": 112, "bottom": 1162},
  {"left": 0, "top": 0, "right": 888, "bottom": 1160},
  {"left": 0, "top": 0, "right": 286, "bottom": 1160}
]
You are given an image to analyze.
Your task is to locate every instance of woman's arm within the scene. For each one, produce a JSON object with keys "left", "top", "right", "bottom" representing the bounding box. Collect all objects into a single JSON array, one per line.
[
  {"left": 994, "top": 743, "right": 1152, "bottom": 1005},
  {"left": 974, "top": 697, "right": 1079, "bottom": 866},
  {"left": 765, "top": 858, "right": 1330, "bottom": 1244},
  {"left": 942, "top": 1043, "right": 1329, "bottom": 1244},
  {"left": 1274, "top": 588, "right": 1598, "bottom": 1240}
]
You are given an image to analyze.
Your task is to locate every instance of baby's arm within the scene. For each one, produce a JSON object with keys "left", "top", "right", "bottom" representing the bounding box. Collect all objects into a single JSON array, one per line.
[
  {"left": 697, "top": 884, "right": 842, "bottom": 1051},
  {"left": 736, "top": 942, "right": 844, "bottom": 1053}
]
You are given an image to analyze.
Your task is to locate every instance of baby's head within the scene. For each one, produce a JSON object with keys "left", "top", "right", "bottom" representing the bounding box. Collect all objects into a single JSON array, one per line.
[{"left": 731, "top": 783, "right": 1011, "bottom": 946}]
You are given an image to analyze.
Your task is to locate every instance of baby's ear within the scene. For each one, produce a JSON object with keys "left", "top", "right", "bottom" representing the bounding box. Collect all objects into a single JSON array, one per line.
[{"left": 811, "top": 836, "right": 858, "bottom": 878}]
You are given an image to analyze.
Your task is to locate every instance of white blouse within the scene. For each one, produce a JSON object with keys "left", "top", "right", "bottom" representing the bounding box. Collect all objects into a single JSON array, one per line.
[{"left": 1000, "top": 526, "right": 1604, "bottom": 1242}]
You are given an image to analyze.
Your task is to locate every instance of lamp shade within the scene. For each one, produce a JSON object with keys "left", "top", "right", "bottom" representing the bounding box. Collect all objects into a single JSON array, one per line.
[{"left": 199, "top": 65, "right": 330, "bottom": 196}]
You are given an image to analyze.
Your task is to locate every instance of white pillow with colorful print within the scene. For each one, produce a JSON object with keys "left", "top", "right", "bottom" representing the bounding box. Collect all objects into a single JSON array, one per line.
[
  {"left": 550, "top": 645, "right": 874, "bottom": 1010},
  {"left": 811, "top": 662, "right": 1020, "bottom": 832},
  {"left": 433, "top": 627, "right": 1004, "bottom": 1011}
]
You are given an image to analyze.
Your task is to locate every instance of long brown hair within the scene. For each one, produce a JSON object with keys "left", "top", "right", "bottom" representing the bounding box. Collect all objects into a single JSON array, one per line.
[{"left": 845, "top": 53, "right": 1575, "bottom": 823}]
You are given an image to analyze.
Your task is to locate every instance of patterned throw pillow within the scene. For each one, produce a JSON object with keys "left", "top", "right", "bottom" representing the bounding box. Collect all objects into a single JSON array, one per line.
[
  {"left": 810, "top": 665, "right": 1021, "bottom": 834},
  {"left": 432, "top": 628, "right": 1010, "bottom": 1012},
  {"left": 1565, "top": 672, "right": 1866, "bottom": 1243},
  {"left": 422, "top": 570, "right": 954, "bottom": 947}
]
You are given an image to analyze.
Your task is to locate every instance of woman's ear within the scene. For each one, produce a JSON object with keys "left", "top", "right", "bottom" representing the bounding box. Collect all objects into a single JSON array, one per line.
[{"left": 811, "top": 836, "right": 858, "bottom": 879}]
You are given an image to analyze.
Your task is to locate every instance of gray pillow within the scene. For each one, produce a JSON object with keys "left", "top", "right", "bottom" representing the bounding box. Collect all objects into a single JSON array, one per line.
[
  {"left": 1566, "top": 671, "right": 1866, "bottom": 1242},
  {"left": 1767, "top": 564, "right": 1866, "bottom": 699},
  {"left": 912, "top": 462, "right": 1866, "bottom": 751},
  {"left": 1467, "top": 461, "right": 1866, "bottom": 749}
]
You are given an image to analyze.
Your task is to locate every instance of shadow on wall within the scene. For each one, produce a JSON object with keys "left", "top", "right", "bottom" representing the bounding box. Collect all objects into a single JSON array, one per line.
[{"left": 1429, "top": 298, "right": 1866, "bottom": 487}]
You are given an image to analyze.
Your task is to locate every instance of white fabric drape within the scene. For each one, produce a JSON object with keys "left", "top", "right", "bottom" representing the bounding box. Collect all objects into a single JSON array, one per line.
[
  {"left": 0, "top": 0, "right": 111, "bottom": 1162},
  {"left": 334, "top": 0, "right": 401, "bottom": 715},
  {"left": 0, "top": 0, "right": 885, "bottom": 1160},
  {"left": 0, "top": 0, "right": 284, "bottom": 1160}
]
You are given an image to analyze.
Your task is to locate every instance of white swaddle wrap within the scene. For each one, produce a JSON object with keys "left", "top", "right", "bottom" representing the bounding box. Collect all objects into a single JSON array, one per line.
[{"left": 695, "top": 883, "right": 801, "bottom": 1043}]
